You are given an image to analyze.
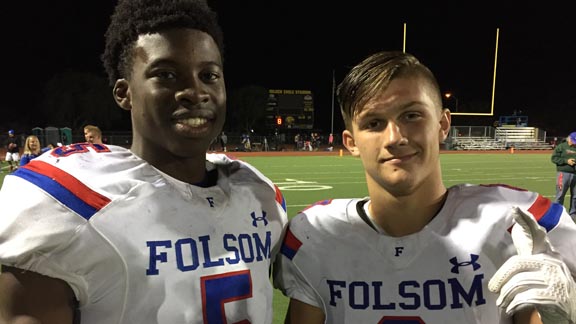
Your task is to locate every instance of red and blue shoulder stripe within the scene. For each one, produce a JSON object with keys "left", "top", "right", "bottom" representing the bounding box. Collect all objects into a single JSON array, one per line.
[
  {"left": 12, "top": 160, "right": 111, "bottom": 220},
  {"left": 299, "top": 199, "right": 333, "bottom": 214},
  {"left": 274, "top": 184, "right": 287, "bottom": 212},
  {"left": 527, "top": 194, "right": 563, "bottom": 232},
  {"left": 481, "top": 184, "right": 563, "bottom": 232},
  {"left": 280, "top": 227, "right": 302, "bottom": 260}
]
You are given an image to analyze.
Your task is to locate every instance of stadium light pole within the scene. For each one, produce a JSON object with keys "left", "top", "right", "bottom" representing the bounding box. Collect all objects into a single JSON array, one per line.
[
  {"left": 403, "top": 23, "right": 499, "bottom": 116},
  {"left": 403, "top": 23, "right": 407, "bottom": 53},
  {"left": 330, "top": 69, "right": 335, "bottom": 135},
  {"left": 444, "top": 92, "right": 459, "bottom": 112}
]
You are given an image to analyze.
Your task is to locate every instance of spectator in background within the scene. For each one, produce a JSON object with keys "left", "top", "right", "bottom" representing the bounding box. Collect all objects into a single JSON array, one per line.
[
  {"left": 310, "top": 132, "right": 320, "bottom": 151},
  {"left": 551, "top": 131, "right": 576, "bottom": 219},
  {"left": 326, "top": 133, "right": 334, "bottom": 151},
  {"left": 19, "top": 135, "right": 43, "bottom": 167},
  {"left": 242, "top": 133, "right": 251, "bottom": 151},
  {"left": 219, "top": 131, "right": 227, "bottom": 152},
  {"left": 84, "top": 124, "right": 103, "bottom": 144},
  {"left": 4, "top": 129, "right": 20, "bottom": 172},
  {"left": 294, "top": 133, "right": 300, "bottom": 151}
]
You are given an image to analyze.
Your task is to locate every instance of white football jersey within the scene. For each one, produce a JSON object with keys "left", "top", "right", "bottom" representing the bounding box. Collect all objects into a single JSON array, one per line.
[
  {"left": 0, "top": 143, "right": 288, "bottom": 324},
  {"left": 274, "top": 184, "right": 576, "bottom": 324}
]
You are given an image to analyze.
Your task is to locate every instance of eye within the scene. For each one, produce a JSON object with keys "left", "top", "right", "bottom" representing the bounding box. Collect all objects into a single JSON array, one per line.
[
  {"left": 200, "top": 70, "right": 222, "bottom": 83},
  {"left": 403, "top": 111, "right": 423, "bottom": 121},
  {"left": 360, "top": 119, "right": 384, "bottom": 131},
  {"left": 156, "top": 70, "right": 176, "bottom": 80},
  {"left": 368, "top": 120, "right": 381, "bottom": 129}
]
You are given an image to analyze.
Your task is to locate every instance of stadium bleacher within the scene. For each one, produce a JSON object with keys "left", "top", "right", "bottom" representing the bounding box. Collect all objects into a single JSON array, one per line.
[{"left": 449, "top": 126, "right": 552, "bottom": 151}]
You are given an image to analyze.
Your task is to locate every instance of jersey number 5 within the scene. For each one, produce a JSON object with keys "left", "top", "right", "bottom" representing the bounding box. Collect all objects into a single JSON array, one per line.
[
  {"left": 202, "top": 269, "right": 252, "bottom": 324},
  {"left": 379, "top": 316, "right": 425, "bottom": 324}
]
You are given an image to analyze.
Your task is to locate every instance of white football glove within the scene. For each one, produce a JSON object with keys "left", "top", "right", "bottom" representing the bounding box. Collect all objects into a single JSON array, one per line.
[{"left": 488, "top": 206, "right": 576, "bottom": 324}]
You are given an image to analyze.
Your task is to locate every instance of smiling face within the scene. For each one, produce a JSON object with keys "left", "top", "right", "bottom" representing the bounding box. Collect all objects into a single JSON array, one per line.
[
  {"left": 343, "top": 73, "right": 451, "bottom": 197},
  {"left": 27, "top": 136, "right": 39, "bottom": 152},
  {"left": 114, "top": 28, "right": 226, "bottom": 162}
]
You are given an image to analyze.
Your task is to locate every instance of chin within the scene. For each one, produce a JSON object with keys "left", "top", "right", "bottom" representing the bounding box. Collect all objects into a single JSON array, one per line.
[
  {"left": 388, "top": 170, "right": 422, "bottom": 190},
  {"left": 169, "top": 144, "right": 208, "bottom": 158},
  {"left": 387, "top": 183, "right": 418, "bottom": 197}
]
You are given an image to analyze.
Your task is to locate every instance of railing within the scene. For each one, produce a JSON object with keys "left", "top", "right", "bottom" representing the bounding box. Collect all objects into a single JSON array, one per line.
[{"left": 447, "top": 126, "right": 552, "bottom": 150}]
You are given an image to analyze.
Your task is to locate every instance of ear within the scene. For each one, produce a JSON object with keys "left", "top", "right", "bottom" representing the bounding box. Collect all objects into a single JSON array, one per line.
[
  {"left": 439, "top": 108, "right": 451, "bottom": 142},
  {"left": 113, "top": 79, "right": 132, "bottom": 111},
  {"left": 342, "top": 129, "right": 360, "bottom": 157}
]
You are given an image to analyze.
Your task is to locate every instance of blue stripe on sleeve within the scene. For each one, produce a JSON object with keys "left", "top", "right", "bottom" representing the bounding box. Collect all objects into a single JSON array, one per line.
[
  {"left": 538, "top": 202, "right": 563, "bottom": 232},
  {"left": 13, "top": 168, "right": 99, "bottom": 220}
]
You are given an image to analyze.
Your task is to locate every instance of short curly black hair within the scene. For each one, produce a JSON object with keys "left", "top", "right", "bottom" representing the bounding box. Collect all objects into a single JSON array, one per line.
[{"left": 101, "top": 0, "right": 224, "bottom": 86}]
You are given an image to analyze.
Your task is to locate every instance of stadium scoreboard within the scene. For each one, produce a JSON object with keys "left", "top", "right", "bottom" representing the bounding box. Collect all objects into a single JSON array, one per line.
[{"left": 265, "top": 89, "right": 314, "bottom": 129}]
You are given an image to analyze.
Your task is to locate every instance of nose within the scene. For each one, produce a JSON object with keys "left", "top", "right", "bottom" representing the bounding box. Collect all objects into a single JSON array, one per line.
[
  {"left": 175, "top": 78, "right": 210, "bottom": 106},
  {"left": 384, "top": 122, "right": 408, "bottom": 147}
]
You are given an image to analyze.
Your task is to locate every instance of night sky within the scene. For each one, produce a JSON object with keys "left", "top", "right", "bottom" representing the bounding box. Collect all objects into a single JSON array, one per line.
[{"left": 3, "top": 1, "right": 575, "bottom": 136}]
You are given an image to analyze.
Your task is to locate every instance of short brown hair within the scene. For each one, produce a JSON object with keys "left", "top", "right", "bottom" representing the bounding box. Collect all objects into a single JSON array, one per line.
[
  {"left": 337, "top": 51, "right": 442, "bottom": 130},
  {"left": 84, "top": 125, "right": 101, "bottom": 135}
]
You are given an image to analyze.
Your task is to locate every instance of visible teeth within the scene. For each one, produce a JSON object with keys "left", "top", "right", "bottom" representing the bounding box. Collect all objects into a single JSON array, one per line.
[{"left": 180, "top": 118, "right": 208, "bottom": 127}]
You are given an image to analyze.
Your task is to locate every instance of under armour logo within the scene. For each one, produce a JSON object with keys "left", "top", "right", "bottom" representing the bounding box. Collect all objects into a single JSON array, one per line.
[
  {"left": 250, "top": 211, "right": 268, "bottom": 227},
  {"left": 449, "top": 254, "right": 481, "bottom": 274}
]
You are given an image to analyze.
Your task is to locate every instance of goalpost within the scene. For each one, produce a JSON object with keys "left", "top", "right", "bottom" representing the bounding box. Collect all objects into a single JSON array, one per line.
[{"left": 402, "top": 23, "right": 500, "bottom": 116}]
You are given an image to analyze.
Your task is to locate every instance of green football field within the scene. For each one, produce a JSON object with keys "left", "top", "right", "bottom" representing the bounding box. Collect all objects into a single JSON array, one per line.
[
  {"left": 240, "top": 152, "right": 560, "bottom": 220},
  {"left": 0, "top": 152, "right": 567, "bottom": 322}
]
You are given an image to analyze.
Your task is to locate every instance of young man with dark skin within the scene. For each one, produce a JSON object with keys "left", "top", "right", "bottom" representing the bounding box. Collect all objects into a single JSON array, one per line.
[
  {"left": 274, "top": 51, "right": 576, "bottom": 324},
  {"left": 0, "top": 1, "right": 287, "bottom": 323}
]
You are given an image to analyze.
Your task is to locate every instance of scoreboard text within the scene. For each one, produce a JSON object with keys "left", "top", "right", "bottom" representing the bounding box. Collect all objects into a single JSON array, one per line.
[{"left": 265, "top": 89, "right": 314, "bottom": 129}]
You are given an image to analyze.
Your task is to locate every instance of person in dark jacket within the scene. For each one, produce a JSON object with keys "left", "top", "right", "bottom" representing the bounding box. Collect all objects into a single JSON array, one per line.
[
  {"left": 4, "top": 129, "right": 20, "bottom": 172},
  {"left": 551, "top": 131, "right": 576, "bottom": 219}
]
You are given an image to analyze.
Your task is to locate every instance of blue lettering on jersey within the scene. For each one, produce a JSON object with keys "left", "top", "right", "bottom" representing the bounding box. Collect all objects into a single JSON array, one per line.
[
  {"left": 146, "top": 231, "right": 272, "bottom": 275},
  {"left": 326, "top": 257, "right": 486, "bottom": 311},
  {"left": 51, "top": 143, "right": 110, "bottom": 156}
]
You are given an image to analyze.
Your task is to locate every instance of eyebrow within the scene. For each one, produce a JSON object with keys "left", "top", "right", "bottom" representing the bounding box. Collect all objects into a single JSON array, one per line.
[
  {"left": 359, "top": 100, "right": 424, "bottom": 116},
  {"left": 146, "top": 57, "right": 223, "bottom": 69}
]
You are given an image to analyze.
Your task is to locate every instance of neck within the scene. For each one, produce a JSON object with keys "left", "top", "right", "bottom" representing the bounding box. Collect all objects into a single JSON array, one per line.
[
  {"left": 368, "top": 183, "right": 447, "bottom": 237},
  {"left": 131, "top": 143, "right": 208, "bottom": 184}
]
